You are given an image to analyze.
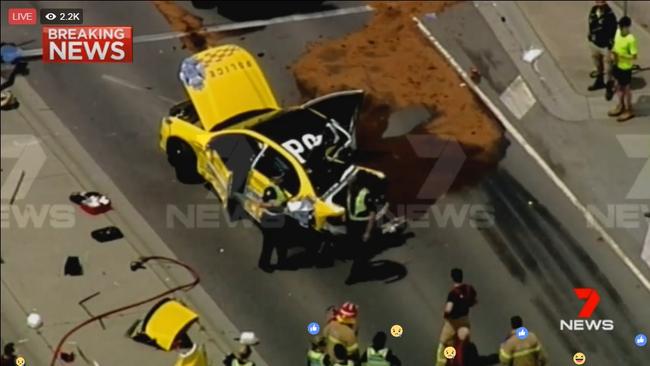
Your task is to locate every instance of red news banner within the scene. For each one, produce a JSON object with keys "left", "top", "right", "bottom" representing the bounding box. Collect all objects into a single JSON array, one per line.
[{"left": 42, "top": 26, "right": 132, "bottom": 63}]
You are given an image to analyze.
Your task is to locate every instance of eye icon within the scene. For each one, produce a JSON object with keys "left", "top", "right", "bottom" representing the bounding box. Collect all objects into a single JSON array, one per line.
[{"left": 45, "top": 12, "right": 56, "bottom": 21}]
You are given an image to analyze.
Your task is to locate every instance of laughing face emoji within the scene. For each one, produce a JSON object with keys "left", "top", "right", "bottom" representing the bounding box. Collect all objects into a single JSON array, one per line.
[{"left": 573, "top": 352, "right": 586, "bottom": 365}]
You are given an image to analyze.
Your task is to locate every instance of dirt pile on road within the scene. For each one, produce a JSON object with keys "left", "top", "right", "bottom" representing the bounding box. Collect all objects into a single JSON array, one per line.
[
  {"left": 153, "top": 1, "right": 220, "bottom": 52},
  {"left": 293, "top": 1, "right": 507, "bottom": 209}
]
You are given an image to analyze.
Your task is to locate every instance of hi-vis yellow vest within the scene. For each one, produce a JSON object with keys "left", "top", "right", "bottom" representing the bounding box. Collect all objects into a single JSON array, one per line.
[{"left": 348, "top": 188, "right": 370, "bottom": 221}]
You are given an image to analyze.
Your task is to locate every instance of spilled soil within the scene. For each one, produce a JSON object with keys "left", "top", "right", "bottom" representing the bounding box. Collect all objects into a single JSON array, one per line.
[
  {"left": 153, "top": 1, "right": 508, "bottom": 214},
  {"left": 153, "top": 1, "right": 265, "bottom": 52},
  {"left": 293, "top": 1, "right": 507, "bottom": 212}
]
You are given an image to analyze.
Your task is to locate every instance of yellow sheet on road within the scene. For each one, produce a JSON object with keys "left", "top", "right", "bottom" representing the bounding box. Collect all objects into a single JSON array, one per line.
[{"left": 143, "top": 299, "right": 198, "bottom": 351}]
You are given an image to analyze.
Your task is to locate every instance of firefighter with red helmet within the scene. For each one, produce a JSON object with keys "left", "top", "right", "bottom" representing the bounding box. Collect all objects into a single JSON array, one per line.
[{"left": 323, "top": 302, "right": 360, "bottom": 362}]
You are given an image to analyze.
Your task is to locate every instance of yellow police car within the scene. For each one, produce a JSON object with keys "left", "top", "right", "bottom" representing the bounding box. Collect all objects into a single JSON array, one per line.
[{"left": 160, "top": 44, "right": 400, "bottom": 234}]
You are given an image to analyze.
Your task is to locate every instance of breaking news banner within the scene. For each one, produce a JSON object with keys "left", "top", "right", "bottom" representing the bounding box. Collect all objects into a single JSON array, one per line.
[{"left": 41, "top": 26, "right": 133, "bottom": 63}]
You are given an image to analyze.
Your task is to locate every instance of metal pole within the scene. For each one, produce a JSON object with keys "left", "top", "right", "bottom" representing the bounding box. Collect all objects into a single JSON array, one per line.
[{"left": 624, "top": 0, "right": 628, "bottom": 17}]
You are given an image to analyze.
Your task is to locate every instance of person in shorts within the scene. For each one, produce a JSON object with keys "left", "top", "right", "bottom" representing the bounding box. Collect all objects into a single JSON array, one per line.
[
  {"left": 587, "top": 0, "right": 617, "bottom": 98},
  {"left": 608, "top": 16, "right": 638, "bottom": 122}
]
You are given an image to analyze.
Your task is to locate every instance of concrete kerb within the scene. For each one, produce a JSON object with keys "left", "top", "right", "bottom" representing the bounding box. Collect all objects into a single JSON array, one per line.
[
  {"left": 413, "top": 17, "right": 650, "bottom": 293},
  {"left": 10, "top": 76, "right": 269, "bottom": 366}
]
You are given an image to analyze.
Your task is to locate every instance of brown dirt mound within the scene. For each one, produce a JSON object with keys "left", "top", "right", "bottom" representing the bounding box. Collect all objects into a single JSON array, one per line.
[
  {"left": 153, "top": 1, "right": 221, "bottom": 52},
  {"left": 292, "top": 1, "right": 507, "bottom": 210}
]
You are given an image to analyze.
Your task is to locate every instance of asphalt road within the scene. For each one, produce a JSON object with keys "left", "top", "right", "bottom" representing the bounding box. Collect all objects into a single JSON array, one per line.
[{"left": 2, "top": 1, "right": 649, "bottom": 364}]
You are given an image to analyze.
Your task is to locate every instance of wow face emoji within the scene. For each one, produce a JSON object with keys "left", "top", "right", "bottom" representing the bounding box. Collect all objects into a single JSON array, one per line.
[{"left": 573, "top": 352, "right": 586, "bottom": 365}]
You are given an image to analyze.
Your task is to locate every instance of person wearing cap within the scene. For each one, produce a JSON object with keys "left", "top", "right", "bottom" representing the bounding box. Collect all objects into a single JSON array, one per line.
[
  {"left": 307, "top": 336, "right": 331, "bottom": 366},
  {"left": 608, "top": 15, "right": 638, "bottom": 122},
  {"left": 332, "top": 344, "right": 354, "bottom": 366},
  {"left": 223, "top": 345, "right": 255, "bottom": 366},
  {"left": 324, "top": 302, "right": 360, "bottom": 361},
  {"left": 360, "top": 331, "right": 401, "bottom": 366},
  {"left": 499, "top": 316, "right": 547, "bottom": 366},
  {"left": 257, "top": 173, "right": 290, "bottom": 272}
]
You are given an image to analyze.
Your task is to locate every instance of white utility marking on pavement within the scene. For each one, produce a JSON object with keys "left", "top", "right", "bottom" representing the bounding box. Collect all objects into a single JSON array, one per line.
[
  {"left": 500, "top": 75, "right": 536, "bottom": 119},
  {"left": 101, "top": 74, "right": 147, "bottom": 91},
  {"left": 19, "top": 5, "right": 374, "bottom": 57},
  {"left": 133, "top": 5, "right": 374, "bottom": 44},
  {"left": 414, "top": 17, "right": 650, "bottom": 292}
]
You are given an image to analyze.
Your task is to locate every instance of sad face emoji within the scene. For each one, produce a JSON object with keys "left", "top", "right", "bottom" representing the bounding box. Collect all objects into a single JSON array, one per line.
[
  {"left": 390, "top": 324, "right": 403, "bottom": 337},
  {"left": 443, "top": 346, "right": 456, "bottom": 359},
  {"left": 573, "top": 352, "right": 586, "bottom": 365}
]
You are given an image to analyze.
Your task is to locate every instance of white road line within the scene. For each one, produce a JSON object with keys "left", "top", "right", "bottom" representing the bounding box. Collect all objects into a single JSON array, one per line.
[
  {"left": 413, "top": 17, "right": 650, "bottom": 292},
  {"left": 101, "top": 74, "right": 176, "bottom": 103},
  {"left": 135, "top": 5, "right": 374, "bottom": 44},
  {"left": 101, "top": 74, "right": 147, "bottom": 91},
  {"left": 20, "top": 5, "right": 374, "bottom": 58}
]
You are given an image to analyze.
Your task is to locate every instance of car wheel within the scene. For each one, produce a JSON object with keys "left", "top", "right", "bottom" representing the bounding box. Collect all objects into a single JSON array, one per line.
[{"left": 167, "top": 139, "right": 203, "bottom": 183}]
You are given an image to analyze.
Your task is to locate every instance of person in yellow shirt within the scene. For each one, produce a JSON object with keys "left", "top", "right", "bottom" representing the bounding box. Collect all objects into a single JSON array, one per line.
[{"left": 608, "top": 16, "right": 638, "bottom": 122}]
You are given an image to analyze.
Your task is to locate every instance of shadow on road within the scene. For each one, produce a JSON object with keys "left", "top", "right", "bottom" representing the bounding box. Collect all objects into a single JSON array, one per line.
[{"left": 192, "top": 1, "right": 336, "bottom": 22}]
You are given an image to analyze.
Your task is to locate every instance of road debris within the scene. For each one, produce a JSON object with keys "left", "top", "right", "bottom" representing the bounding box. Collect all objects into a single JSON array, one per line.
[
  {"left": 70, "top": 192, "right": 112, "bottom": 215},
  {"left": 522, "top": 48, "right": 544, "bottom": 63},
  {"left": 79, "top": 292, "right": 106, "bottom": 330},
  {"left": 64, "top": 256, "right": 83, "bottom": 276},
  {"left": 8, "top": 170, "right": 25, "bottom": 205},
  {"left": 26, "top": 312, "right": 43, "bottom": 329},
  {"left": 91, "top": 226, "right": 124, "bottom": 243}
]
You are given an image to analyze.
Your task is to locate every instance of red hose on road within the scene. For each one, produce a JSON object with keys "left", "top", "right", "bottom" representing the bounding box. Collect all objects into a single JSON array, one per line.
[{"left": 49, "top": 256, "right": 200, "bottom": 366}]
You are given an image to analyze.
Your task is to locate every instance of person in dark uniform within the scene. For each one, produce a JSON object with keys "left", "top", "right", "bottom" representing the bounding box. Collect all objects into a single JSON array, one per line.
[
  {"left": 257, "top": 173, "right": 289, "bottom": 273},
  {"left": 586, "top": 0, "right": 617, "bottom": 97},
  {"left": 344, "top": 176, "right": 378, "bottom": 285}
]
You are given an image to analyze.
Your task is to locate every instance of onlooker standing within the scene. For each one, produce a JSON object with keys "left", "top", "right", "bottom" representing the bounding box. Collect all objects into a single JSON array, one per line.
[
  {"left": 608, "top": 16, "right": 638, "bottom": 122},
  {"left": 436, "top": 268, "right": 478, "bottom": 366},
  {"left": 587, "top": 1, "right": 618, "bottom": 98}
]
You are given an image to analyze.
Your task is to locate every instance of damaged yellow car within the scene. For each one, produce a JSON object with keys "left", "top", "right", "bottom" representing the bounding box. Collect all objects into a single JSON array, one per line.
[{"left": 159, "top": 44, "right": 401, "bottom": 234}]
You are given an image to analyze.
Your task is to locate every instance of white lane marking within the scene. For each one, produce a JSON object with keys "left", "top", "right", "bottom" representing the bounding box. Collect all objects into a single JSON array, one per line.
[
  {"left": 500, "top": 75, "right": 536, "bottom": 119},
  {"left": 20, "top": 5, "right": 374, "bottom": 58},
  {"left": 101, "top": 74, "right": 177, "bottom": 103},
  {"left": 134, "top": 5, "right": 373, "bottom": 44},
  {"left": 414, "top": 17, "right": 650, "bottom": 292},
  {"left": 101, "top": 74, "right": 147, "bottom": 91}
]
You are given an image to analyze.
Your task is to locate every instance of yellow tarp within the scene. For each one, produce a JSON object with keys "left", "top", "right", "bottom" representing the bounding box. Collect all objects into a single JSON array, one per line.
[{"left": 143, "top": 299, "right": 198, "bottom": 351}]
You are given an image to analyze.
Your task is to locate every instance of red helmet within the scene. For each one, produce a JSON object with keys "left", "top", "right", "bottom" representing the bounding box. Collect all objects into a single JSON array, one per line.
[{"left": 338, "top": 302, "right": 359, "bottom": 318}]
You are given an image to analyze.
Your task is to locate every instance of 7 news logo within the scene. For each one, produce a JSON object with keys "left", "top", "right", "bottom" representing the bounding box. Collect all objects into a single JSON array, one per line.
[{"left": 560, "top": 288, "right": 614, "bottom": 331}]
